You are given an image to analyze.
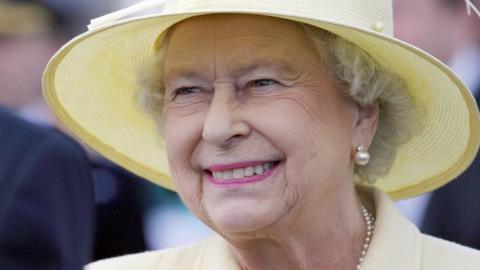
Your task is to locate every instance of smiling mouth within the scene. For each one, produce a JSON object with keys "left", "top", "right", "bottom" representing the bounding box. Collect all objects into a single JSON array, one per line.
[{"left": 205, "top": 160, "right": 281, "bottom": 186}]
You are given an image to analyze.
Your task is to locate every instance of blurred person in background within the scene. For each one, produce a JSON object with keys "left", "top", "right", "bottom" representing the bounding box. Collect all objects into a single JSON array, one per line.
[
  {"left": 90, "top": 158, "right": 150, "bottom": 260},
  {"left": 0, "top": 106, "right": 95, "bottom": 270},
  {"left": 0, "top": 0, "right": 79, "bottom": 124},
  {"left": 0, "top": 0, "right": 151, "bottom": 263},
  {"left": 0, "top": 1, "right": 95, "bottom": 269},
  {"left": 0, "top": 0, "right": 117, "bottom": 124},
  {"left": 394, "top": 0, "right": 480, "bottom": 249}
]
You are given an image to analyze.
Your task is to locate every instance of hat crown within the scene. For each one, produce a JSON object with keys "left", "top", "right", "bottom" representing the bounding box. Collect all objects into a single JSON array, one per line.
[
  {"left": 89, "top": 0, "right": 393, "bottom": 35},
  {"left": 163, "top": 0, "right": 393, "bottom": 35}
]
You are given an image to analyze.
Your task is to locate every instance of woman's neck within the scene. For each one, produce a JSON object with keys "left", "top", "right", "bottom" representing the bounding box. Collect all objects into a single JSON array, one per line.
[{"left": 226, "top": 186, "right": 366, "bottom": 270}]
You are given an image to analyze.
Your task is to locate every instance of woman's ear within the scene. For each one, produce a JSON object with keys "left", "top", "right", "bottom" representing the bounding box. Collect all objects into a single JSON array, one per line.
[{"left": 353, "top": 102, "right": 379, "bottom": 149}]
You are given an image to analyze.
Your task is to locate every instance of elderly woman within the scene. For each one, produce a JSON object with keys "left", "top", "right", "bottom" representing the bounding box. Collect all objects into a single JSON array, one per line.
[{"left": 43, "top": 0, "right": 480, "bottom": 269}]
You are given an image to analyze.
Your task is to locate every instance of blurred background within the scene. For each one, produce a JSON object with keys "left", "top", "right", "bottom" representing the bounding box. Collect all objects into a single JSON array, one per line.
[{"left": 0, "top": 0, "right": 479, "bottom": 267}]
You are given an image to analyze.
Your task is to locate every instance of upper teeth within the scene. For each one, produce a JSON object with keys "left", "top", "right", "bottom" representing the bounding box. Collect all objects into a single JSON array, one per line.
[{"left": 212, "top": 162, "right": 274, "bottom": 180}]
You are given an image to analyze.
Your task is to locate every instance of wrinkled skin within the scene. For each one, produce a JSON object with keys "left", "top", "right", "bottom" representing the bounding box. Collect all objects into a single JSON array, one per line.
[{"left": 161, "top": 14, "right": 379, "bottom": 270}]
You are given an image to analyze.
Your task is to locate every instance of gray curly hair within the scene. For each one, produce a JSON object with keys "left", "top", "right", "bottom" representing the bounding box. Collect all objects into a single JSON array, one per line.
[{"left": 137, "top": 21, "right": 420, "bottom": 184}]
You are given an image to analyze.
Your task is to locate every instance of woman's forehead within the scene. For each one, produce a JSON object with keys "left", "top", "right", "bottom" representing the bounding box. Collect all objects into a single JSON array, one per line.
[
  {"left": 169, "top": 14, "right": 306, "bottom": 42},
  {"left": 164, "top": 14, "right": 319, "bottom": 77}
]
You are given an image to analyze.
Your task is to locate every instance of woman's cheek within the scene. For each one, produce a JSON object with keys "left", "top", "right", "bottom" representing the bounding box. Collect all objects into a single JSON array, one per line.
[
  {"left": 163, "top": 102, "right": 208, "bottom": 147},
  {"left": 163, "top": 105, "right": 207, "bottom": 204}
]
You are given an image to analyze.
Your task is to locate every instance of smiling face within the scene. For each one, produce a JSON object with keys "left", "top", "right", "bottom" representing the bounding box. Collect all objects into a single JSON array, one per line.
[{"left": 161, "top": 14, "right": 375, "bottom": 234}]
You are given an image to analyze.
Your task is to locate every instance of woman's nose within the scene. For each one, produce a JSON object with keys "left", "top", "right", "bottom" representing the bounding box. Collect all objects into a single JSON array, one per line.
[{"left": 202, "top": 90, "right": 250, "bottom": 146}]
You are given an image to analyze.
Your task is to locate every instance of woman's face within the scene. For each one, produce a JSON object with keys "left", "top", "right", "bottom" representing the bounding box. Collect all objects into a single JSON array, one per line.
[{"left": 162, "top": 14, "right": 377, "bottom": 234}]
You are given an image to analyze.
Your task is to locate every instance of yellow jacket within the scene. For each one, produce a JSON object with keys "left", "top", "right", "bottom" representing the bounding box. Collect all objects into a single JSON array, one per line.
[{"left": 86, "top": 187, "right": 480, "bottom": 269}]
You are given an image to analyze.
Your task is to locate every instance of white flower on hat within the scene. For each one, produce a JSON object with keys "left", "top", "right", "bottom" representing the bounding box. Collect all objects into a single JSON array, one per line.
[{"left": 465, "top": 0, "right": 480, "bottom": 17}]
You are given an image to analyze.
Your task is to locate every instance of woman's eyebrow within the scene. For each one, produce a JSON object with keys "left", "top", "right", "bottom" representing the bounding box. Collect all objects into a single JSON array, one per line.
[
  {"left": 165, "top": 58, "right": 300, "bottom": 82},
  {"left": 164, "top": 67, "right": 207, "bottom": 83},
  {"left": 230, "top": 59, "right": 300, "bottom": 78}
]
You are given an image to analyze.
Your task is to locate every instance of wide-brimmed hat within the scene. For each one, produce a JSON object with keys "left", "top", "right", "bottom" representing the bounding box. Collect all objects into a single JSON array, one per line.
[{"left": 43, "top": 0, "right": 480, "bottom": 200}]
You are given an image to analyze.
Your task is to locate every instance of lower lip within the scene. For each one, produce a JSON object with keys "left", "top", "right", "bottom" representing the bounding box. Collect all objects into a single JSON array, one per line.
[{"left": 207, "top": 164, "right": 278, "bottom": 187}]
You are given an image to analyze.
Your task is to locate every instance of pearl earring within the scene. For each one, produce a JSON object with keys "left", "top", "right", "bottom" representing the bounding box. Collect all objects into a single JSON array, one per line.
[{"left": 355, "top": 146, "right": 370, "bottom": 166}]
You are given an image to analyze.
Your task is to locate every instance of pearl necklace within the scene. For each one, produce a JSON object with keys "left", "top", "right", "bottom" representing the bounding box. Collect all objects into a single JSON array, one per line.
[{"left": 356, "top": 205, "right": 375, "bottom": 270}]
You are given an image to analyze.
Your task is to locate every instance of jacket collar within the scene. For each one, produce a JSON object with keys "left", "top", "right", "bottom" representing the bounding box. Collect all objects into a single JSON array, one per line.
[
  {"left": 195, "top": 234, "right": 241, "bottom": 270},
  {"left": 359, "top": 186, "right": 422, "bottom": 270}
]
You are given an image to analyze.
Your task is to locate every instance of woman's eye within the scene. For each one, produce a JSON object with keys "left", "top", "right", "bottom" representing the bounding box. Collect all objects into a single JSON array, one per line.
[
  {"left": 172, "top": 87, "right": 202, "bottom": 100},
  {"left": 250, "top": 79, "right": 278, "bottom": 88}
]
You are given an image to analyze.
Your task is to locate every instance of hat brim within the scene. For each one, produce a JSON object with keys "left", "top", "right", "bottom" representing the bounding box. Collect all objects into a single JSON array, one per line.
[{"left": 43, "top": 9, "right": 480, "bottom": 200}]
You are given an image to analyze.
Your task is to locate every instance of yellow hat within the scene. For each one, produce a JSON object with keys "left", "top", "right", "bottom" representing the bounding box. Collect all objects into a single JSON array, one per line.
[{"left": 43, "top": 0, "right": 480, "bottom": 200}]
